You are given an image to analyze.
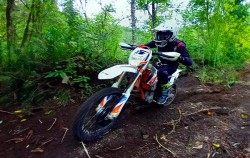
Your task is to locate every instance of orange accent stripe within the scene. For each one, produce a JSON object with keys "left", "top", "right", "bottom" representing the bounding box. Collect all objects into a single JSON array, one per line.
[
  {"left": 118, "top": 72, "right": 123, "bottom": 80},
  {"left": 134, "top": 76, "right": 141, "bottom": 87},
  {"left": 139, "top": 68, "right": 144, "bottom": 73},
  {"left": 139, "top": 88, "right": 145, "bottom": 99},
  {"left": 100, "top": 98, "right": 105, "bottom": 107},
  {"left": 139, "top": 61, "right": 147, "bottom": 65},
  {"left": 111, "top": 104, "right": 123, "bottom": 114}
]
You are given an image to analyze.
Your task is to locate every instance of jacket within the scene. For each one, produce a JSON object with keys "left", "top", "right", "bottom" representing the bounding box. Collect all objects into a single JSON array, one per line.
[{"left": 145, "top": 39, "right": 192, "bottom": 67}]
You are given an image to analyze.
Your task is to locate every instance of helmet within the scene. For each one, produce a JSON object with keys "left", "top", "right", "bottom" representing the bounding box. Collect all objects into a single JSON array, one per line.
[{"left": 154, "top": 20, "right": 178, "bottom": 47}]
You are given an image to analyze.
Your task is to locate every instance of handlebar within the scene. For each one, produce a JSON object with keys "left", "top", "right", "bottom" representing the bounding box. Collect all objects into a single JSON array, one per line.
[
  {"left": 153, "top": 52, "right": 177, "bottom": 59},
  {"left": 119, "top": 42, "right": 180, "bottom": 60},
  {"left": 120, "top": 43, "right": 136, "bottom": 50},
  {"left": 119, "top": 42, "right": 150, "bottom": 50}
]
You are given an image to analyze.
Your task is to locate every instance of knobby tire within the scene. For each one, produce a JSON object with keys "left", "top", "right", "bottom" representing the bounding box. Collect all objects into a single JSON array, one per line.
[{"left": 72, "top": 87, "right": 123, "bottom": 142}]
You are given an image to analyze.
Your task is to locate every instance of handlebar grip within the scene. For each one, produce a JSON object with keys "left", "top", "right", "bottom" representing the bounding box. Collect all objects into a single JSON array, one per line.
[{"left": 120, "top": 45, "right": 136, "bottom": 50}]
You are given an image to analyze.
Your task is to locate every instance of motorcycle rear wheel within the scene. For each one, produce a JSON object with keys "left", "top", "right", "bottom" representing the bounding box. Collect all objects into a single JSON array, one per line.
[
  {"left": 164, "top": 83, "right": 177, "bottom": 106},
  {"left": 72, "top": 87, "right": 123, "bottom": 142}
]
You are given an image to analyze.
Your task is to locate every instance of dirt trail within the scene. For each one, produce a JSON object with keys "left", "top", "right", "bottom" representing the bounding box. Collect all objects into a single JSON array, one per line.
[{"left": 0, "top": 63, "right": 250, "bottom": 158}]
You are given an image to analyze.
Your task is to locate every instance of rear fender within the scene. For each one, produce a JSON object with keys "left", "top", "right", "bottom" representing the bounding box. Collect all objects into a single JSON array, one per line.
[
  {"left": 98, "top": 64, "right": 137, "bottom": 79},
  {"left": 168, "top": 69, "right": 181, "bottom": 85}
]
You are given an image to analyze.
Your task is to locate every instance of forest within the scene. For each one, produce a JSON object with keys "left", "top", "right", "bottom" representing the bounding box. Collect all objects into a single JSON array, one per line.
[
  {"left": 0, "top": 0, "right": 250, "bottom": 157},
  {"left": 0, "top": 0, "right": 250, "bottom": 108}
]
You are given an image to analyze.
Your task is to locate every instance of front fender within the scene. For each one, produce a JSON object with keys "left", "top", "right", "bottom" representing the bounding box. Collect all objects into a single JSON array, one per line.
[{"left": 98, "top": 64, "right": 137, "bottom": 79}]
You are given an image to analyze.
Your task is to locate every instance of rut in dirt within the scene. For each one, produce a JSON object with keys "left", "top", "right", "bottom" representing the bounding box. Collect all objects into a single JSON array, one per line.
[{"left": 0, "top": 64, "right": 250, "bottom": 158}]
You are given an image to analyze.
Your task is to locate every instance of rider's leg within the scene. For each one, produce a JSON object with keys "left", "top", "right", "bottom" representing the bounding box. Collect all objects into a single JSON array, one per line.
[{"left": 156, "top": 66, "right": 176, "bottom": 104}]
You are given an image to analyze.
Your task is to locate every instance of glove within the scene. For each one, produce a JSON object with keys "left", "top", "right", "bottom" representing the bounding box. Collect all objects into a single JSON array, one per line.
[
  {"left": 136, "top": 44, "right": 146, "bottom": 48},
  {"left": 178, "top": 56, "right": 185, "bottom": 62}
]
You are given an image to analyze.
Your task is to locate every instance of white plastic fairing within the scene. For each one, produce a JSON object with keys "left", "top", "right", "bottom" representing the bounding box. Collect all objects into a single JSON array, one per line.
[
  {"left": 98, "top": 64, "right": 137, "bottom": 79},
  {"left": 129, "top": 48, "right": 150, "bottom": 66},
  {"left": 168, "top": 69, "right": 181, "bottom": 85},
  {"left": 160, "top": 52, "right": 180, "bottom": 61}
]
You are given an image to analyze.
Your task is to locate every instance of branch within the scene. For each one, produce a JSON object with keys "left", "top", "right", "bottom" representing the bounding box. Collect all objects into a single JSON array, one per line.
[
  {"left": 0, "top": 33, "right": 6, "bottom": 40},
  {"left": 0, "top": 110, "right": 13, "bottom": 115},
  {"left": 115, "top": 15, "right": 130, "bottom": 26},
  {"left": 81, "top": 141, "right": 91, "bottom": 158},
  {"left": 79, "top": 0, "right": 89, "bottom": 23},
  {"left": 183, "top": 107, "right": 229, "bottom": 117},
  {"left": 47, "top": 118, "right": 57, "bottom": 131},
  {"left": 163, "top": 108, "right": 182, "bottom": 135},
  {"left": 20, "top": 0, "right": 29, "bottom": 9},
  {"left": 154, "top": 134, "right": 177, "bottom": 157},
  {"left": 60, "top": 127, "right": 69, "bottom": 143},
  {"left": 146, "top": 6, "right": 152, "bottom": 17}
]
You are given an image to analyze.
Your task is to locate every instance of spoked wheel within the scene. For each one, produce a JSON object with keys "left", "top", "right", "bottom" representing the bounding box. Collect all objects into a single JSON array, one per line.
[
  {"left": 164, "top": 83, "right": 177, "bottom": 106},
  {"left": 72, "top": 87, "right": 123, "bottom": 142}
]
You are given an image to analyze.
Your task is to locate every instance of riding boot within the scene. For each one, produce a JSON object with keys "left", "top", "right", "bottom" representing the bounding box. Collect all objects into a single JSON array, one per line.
[{"left": 156, "top": 83, "right": 171, "bottom": 104}]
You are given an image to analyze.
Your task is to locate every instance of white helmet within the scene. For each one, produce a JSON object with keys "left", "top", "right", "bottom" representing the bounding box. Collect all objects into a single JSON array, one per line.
[{"left": 154, "top": 20, "right": 178, "bottom": 47}]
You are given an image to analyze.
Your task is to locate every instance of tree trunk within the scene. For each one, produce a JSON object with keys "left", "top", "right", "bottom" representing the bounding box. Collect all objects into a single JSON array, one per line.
[
  {"left": 6, "top": 0, "right": 15, "bottom": 66},
  {"left": 151, "top": 2, "right": 156, "bottom": 40},
  {"left": 206, "top": 0, "right": 210, "bottom": 36},
  {"left": 130, "top": 0, "right": 136, "bottom": 44},
  {"left": 79, "top": 0, "right": 89, "bottom": 23},
  {"left": 21, "top": 0, "right": 35, "bottom": 48}
]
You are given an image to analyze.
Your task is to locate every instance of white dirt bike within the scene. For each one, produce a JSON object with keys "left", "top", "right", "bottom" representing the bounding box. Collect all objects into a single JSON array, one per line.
[{"left": 72, "top": 43, "right": 181, "bottom": 142}]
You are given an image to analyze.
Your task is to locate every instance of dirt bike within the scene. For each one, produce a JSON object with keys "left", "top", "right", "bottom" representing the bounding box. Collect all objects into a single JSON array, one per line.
[{"left": 72, "top": 43, "right": 182, "bottom": 142}]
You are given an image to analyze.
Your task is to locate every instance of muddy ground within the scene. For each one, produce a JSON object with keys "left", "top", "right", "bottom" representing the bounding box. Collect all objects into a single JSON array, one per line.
[{"left": 0, "top": 63, "right": 250, "bottom": 158}]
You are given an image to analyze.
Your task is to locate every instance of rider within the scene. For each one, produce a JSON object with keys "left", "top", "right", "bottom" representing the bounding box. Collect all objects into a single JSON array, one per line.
[{"left": 137, "top": 20, "right": 192, "bottom": 104}]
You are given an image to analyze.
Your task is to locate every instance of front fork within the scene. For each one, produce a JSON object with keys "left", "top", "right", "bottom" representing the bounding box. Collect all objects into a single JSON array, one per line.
[
  {"left": 95, "top": 72, "right": 127, "bottom": 114},
  {"left": 96, "top": 72, "right": 141, "bottom": 120}
]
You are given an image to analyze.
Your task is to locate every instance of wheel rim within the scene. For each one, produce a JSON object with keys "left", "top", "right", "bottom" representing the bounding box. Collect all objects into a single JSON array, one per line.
[
  {"left": 165, "top": 84, "right": 177, "bottom": 106},
  {"left": 81, "top": 93, "right": 122, "bottom": 133}
]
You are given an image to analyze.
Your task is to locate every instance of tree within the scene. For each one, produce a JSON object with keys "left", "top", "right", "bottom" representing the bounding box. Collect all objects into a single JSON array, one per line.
[
  {"left": 181, "top": 0, "right": 250, "bottom": 83},
  {"left": 6, "top": 0, "right": 15, "bottom": 66},
  {"left": 137, "top": 0, "right": 169, "bottom": 38},
  {"left": 21, "top": 0, "right": 35, "bottom": 48},
  {"left": 130, "top": 0, "right": 136, "bottom": 44}
]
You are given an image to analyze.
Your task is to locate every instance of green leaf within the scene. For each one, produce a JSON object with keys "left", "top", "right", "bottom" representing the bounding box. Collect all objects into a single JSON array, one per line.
[
  {"left": 72, "top": 76, "right": 90, "bottom": 83},
  {"left": 44, "top": 110, "right": 54, "bottom": 115},
  {"left": 59, "top": 72, "right": 67, "bottom": 78},
  {"left": 45, "top": 70, "right": 67, "bottom": 79},
  {"left": 45, "top": 73, "right": 56, "bottom": 78}
]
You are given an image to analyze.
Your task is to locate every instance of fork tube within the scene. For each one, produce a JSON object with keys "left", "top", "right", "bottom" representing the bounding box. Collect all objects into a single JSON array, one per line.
[
  {"left": 107, "top": 72, "right": 141, "bottom": 120},
  {"left": 112, "top": 72, "right": 126, "bottom": 88},
  {"left": 108, "top": 51, "right": 152, "bottom": 119}
]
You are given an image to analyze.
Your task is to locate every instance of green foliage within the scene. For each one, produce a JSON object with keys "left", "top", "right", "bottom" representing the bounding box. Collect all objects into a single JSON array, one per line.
[
  {"left": 0, "top": 0, "right": 128, "bottom": 107},
  {"left": 53, "top": 89, "right": 71, "bottom": 106},
  {"left": 45, "top": 70, "right": 67, "bottom": 78},
  {"left": 44, "top": 109, "right": 55, "bottom": 115},
  {"left": 121, "top": 27, "right": 152, "bottom": 45},
  {"left": 197, "top": 65, "right": 238, "bottom": 86},
  {"left": 73, "top": 76, "right": 90, "bottom": 88},
  {"left": 45, "top": 59, "right": 91, "bottom": 91},
  {"left": 0, "top": 0, "right": 250, "bottom": 108},
  {"left": 83, "top": 11, "right": 123, "bottom": 62},
  {"left": 181, "top": 0, "right": 250, "bottom": 84},
  {"left": 136, "top": 0, "right": 170, "bottom": 38}
]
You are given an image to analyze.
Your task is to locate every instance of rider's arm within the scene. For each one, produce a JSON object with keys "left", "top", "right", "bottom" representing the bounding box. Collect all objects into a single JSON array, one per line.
[
  {"left": 177, "top": 42, "right": 192, "bottom": 66},
  {"left": 137, "top": 41, "right": 157, "bottom": 48},
  {"left": 145, "top": 41, "right": 157, "bottom": 48}
]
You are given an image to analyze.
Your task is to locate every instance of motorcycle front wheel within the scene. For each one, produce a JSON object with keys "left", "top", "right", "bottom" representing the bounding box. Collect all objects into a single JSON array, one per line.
[{"left": 72, "top": 87, "right": 123, "bottom": 142}]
